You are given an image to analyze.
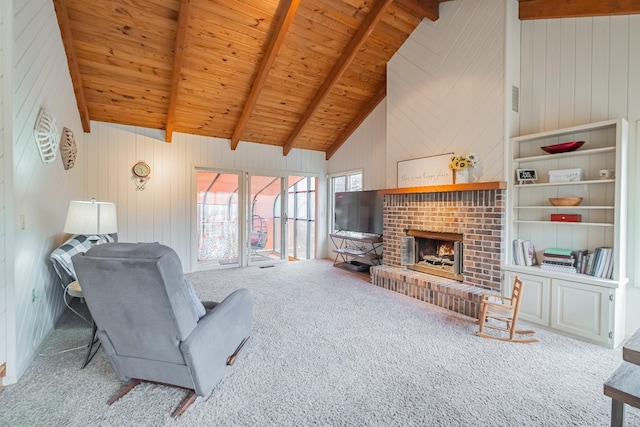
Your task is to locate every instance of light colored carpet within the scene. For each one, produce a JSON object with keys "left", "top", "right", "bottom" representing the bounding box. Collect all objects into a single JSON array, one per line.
[{"left": 1, "top": 259, "right": 638, "bottom": 426}]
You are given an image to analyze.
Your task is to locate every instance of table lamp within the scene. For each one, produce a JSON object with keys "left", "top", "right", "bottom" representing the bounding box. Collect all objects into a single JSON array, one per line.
[{"left": 63, "top": 198, "right": 117, "bottom": 244}]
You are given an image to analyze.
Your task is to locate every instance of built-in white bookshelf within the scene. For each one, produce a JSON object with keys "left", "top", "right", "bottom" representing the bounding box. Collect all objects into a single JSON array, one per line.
[{"left": 503, "top": 118, "right": 628, "bottom": 348}]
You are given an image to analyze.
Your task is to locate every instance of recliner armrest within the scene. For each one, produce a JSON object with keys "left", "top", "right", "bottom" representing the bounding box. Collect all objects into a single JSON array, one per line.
[{"left": 180, "top": 288, "right": 252, "bottom": 396}]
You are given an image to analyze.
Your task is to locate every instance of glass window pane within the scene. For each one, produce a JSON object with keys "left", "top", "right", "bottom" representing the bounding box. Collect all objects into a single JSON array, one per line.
[
  {"left": 309, "top": 196, "right": 315, "bottom": 220},
  {"left": 297, "top": 192, "right": 307, "bottom": 219},
  {"left": 295, "top": 176, "right": 306, "bottom": 192},
  {"left": 196, "top": 171, "right": 240, "bottom": 266},
  {"left": 309, "top": 221, "right": 315, "bottom": 259},
  {"left": 348, "top": 173, "right": 362, "bottom": 191},
  {"left": 333, "top": 176, "right": 346, "bottom": 192},
  {"left": 250, "top": 175, "right": 283, "bottom": 263},
  {"left": 296, "top": 221, "right": 308, "bottom": 259}
]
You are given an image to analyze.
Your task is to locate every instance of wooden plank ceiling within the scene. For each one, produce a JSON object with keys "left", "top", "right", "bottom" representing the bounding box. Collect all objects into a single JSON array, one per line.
[{"left": 53, "top": 1, "right": 640, "bottom": 159}]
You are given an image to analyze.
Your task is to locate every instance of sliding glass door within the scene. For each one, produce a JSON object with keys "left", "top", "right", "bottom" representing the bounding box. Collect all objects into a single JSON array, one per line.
[
  {"left": 196, "top": 169, "right": 317, "bottom": 270},
  {"left": 247, "top": 174, "right": 286, "bottom": 265}
]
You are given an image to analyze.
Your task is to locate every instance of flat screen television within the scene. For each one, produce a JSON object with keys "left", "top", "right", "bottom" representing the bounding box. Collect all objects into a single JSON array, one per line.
[{"left": 334, "top": 190, "right": 383, "bottom": 235}]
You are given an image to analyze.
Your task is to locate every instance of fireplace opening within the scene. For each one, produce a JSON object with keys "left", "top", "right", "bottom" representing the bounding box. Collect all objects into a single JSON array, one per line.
[{"left": 404, "top": 230, "right": 464, "bottom": 281}]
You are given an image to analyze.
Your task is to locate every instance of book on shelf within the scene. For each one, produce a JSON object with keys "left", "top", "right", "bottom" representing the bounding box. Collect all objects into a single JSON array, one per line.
[
  {"left": 542, "top": 248, "right": 574, "bottom": 264},
  {"left": 540, "top": 263, "right": 577, "bottom": 273},
  {"left": 606, "top": 254, "right": 614, "bottom": 279},
  {"left": 597, "top": 248, "right": 610, "bottom": 277},
  {"left": 603, "top": 248, "right": 613, "bottom": 279},
  {"left": 589, "top": 247, "right": 601, "bottom": 277},
  {"left": 589, "top": 247, "right": 613, "bottom": 279},
  {"left": 512, "top": 239, "right": 525, "bottom": 266},
  {"left": 514, "top": 245, "right": 615, "bottom": 279},
  {"left": 540, "top": 247, "right": 576, "bottom": 273},
  {"left": 542, "top": 255, "right": 575, "bottom": 264},
  {"left": 512, "top": 239, "right": 537, "bottom": 266},
  {"left": 524, "top": 240, "right": 537, "bottom": 266},
  {"left": 542, "top": 259, "right": 574, "bottom": 267},
  {"left": 575, "top": 249, "right": 589, "bottom": 274},
  {"left": 585, "top": 252, "right": 595, "bottom": 275},
  {"left": 543, "top": 247, "right": 574, "bottom": 257}
]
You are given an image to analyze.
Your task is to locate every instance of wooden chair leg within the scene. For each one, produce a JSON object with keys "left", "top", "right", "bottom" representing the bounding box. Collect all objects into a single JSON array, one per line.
[
  {"left": 107, "top": 379, "right": 199, "bottom": 418},
  {"left": 107, "top": 379, "right": 141, "bottom": 405},
  {"left": 611, "top": 399, "right": 625, "bottom": 427},
  {"left": 227, "top": 336, "right": 251, "bottom": 366},
  {"left": 477, "top": 305, "right": 487, "bottom": 334},
  {"left": 171, "top": 391, "right": 198, "bottom": 418}
]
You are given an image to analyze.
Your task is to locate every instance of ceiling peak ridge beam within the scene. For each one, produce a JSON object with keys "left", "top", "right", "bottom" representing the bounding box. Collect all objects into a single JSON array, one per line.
[
  {"left": 394, "top": 0, "right": 451, "bottom": 21},
  {"left": 53, "top": 0, "right": 91, "bottom": 133},
  {"left": 282, "top": 0, "right": 394, "bottom": 156},
  {"left": 325, "top": 84, "right": 386, "bottom": 160},
  {"left": 519, "top": 0, "right": 640, "bottom": 19},
  {"left": 231, "top": 0, "right": 301, "bottom": 150},
  {"left": 165, "top": 0, "right": 192, "bottom": 143}
]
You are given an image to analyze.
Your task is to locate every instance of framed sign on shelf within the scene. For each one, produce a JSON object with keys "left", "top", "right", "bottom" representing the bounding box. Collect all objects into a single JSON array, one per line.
[{"left": 397, "top": 153, "right": 453, "bottom": 188}]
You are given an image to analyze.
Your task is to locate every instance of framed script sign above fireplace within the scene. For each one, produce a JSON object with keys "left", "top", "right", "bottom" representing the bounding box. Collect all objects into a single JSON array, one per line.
[{"left": 397, "top": 153, "right": 453, "bottom": 188}]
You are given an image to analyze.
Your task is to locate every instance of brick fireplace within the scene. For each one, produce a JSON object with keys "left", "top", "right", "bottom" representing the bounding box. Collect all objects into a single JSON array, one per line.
[{"left": 370, "top": 185, "right": 505, "bottom": 318}]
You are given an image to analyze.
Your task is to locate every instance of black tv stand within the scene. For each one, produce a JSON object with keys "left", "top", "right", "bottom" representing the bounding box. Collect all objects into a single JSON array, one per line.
[{"left": 330, "top": 232, "right": 383, "bottom": 273}]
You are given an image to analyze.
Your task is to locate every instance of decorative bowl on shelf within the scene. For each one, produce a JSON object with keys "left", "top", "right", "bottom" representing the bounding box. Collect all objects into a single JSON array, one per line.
[
  {"left": 541, "top": 141, "right": 585, "bottom": 154},
  {"left": 549, "top": 197, "right": 583, "bottom": 206}
]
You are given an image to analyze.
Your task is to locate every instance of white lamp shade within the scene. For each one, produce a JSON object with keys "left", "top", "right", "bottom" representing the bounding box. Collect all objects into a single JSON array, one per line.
[{"left": 63, "top": 200, "right": 118, "bottom": 235}]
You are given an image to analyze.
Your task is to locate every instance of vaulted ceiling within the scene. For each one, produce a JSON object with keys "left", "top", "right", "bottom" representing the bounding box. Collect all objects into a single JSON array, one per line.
[{"left": 53, "top": 0, "right": 640, "bottom": 159}]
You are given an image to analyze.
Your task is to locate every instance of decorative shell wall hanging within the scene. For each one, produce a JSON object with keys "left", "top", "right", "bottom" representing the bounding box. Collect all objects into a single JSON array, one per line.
[
  {"left": 60, "top": 127, "right": 77, "bottom": 170},
  {"left": 33, "top": 107, "right": 60, "bottom": 163}
]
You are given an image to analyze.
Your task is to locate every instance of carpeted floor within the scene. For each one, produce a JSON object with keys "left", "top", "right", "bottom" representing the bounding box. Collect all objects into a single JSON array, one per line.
[{"left": 1, "top": 259, "right": 638, "bottom": 426}]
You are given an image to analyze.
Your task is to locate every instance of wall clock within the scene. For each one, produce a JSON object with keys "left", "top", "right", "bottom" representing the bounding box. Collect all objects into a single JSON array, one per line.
[{"left": 132, "top": 160, "right": 151, "bottom": 191}]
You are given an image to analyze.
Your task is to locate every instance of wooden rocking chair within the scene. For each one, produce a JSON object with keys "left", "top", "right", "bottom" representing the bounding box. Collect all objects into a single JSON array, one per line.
[{"left": 476, "top": 276, "right": 538, "bottom": 343}]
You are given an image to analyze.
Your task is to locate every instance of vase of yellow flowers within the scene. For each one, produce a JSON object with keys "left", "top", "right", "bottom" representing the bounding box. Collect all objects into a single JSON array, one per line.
[{"left": 449, "top": 153, "right": 479, "bottom": 184}]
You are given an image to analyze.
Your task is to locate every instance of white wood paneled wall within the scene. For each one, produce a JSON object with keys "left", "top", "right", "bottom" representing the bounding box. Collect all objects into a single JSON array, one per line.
[
  {"left": 386, "top": 0, "right": 507, "bottom": 187},
  {"left": 85, "top": 122, "right": 328, "bottom": 272},
  {"left": 326, "top": 100, "right": 387, "bottom": 191},
  {"left": 520, "top": 17, "right": 635, "bottom": 133},
  {"left": 10, "top": 0, "right": 86, "bottom": 381},
  {"left": 520, "top": 15, "right": 640, "bottom": 335},
  {"left": 0, "top": 0, "right": 9, "bottom": 379}
]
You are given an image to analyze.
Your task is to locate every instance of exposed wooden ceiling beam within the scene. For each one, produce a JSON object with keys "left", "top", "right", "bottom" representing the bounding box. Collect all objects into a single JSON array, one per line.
[
  {"left": 52, "top": 0, "right": 91, "bottom": 133},
  {"left": 393, "top": 0, "right": 450, "bottom": 21},
  {"left": 282, "top": 0, "right": 394, "bottom": 156},
  {"left": 325, "top": 84, "right": 386, "bottom": 160},
  {"left": 231, "top": 0, "right": 300, "bottom": 150},
  {"left": 519, "top": 0, "right": 640, "bottom": 19},
  {"left": 165, "top": 0, "right": 191, "bottom": 143}
]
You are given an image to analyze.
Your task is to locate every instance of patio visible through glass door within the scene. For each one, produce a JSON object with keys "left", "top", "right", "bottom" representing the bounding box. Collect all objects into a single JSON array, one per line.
[
  {"left": 248, "top": 175, "right": 286, "bottom": 264},
  {"left": 285, "top": 176, "right": 316, "bottom": 260},
  {"left": 196, "top": 170, "right": 241, "bottom": 268},
  {"left": 196, "top": 170, "right": 316, "bottom": 269}
]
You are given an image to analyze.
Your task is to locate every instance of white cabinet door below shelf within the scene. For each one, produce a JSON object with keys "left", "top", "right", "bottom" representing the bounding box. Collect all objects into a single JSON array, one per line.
[
  {"left": 551, "top": 279, "right": 611, "bottom": 345},
  {"left": 504, "top": 270, "right": 550, "bottom": 326}
]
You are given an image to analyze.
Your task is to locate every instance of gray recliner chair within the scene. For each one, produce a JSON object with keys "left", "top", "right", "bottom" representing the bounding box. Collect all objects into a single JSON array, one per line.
[{"left": 72, "top": 242, "right": 252, "bottom": 417}]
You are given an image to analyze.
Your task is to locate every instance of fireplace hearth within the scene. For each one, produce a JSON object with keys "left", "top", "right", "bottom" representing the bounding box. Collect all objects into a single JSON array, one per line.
[{"left": 405, "top": 230, "right": 464, "bottom": 280}]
